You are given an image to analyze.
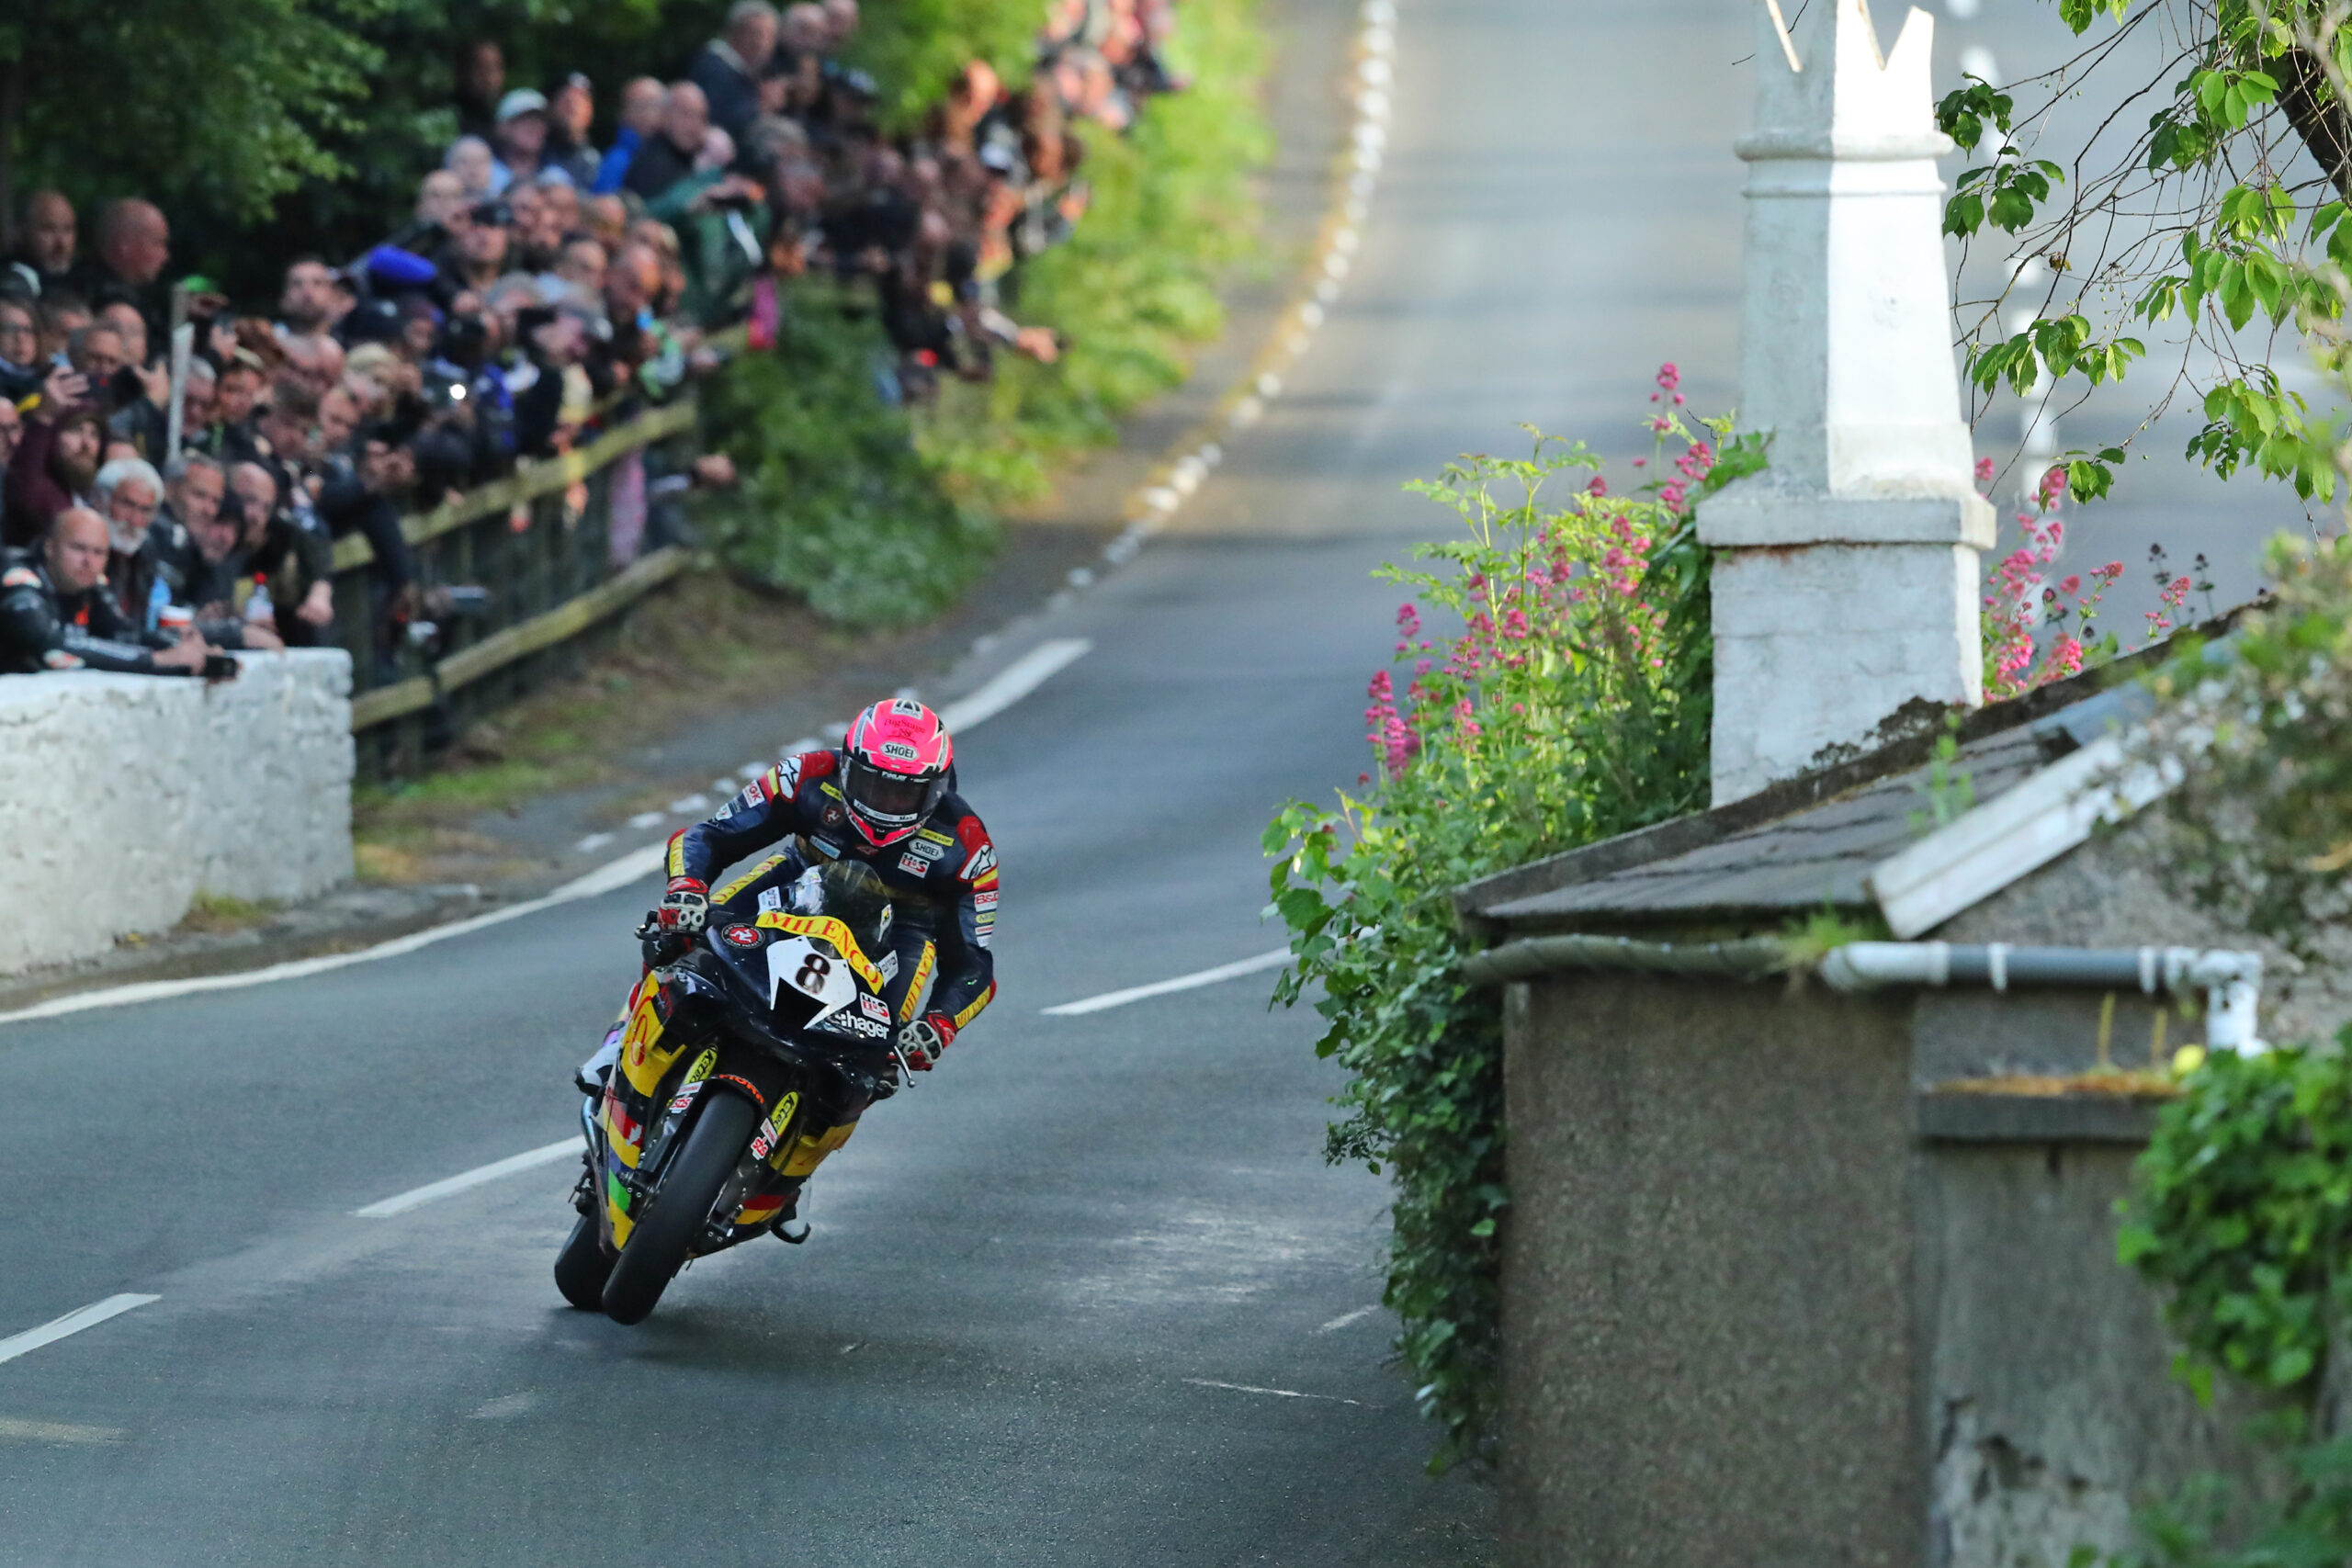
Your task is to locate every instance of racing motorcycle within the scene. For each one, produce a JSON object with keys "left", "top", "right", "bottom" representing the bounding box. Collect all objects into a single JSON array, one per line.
[{"left": 555, "top": 859, "right": 907, "bottom": 1325}]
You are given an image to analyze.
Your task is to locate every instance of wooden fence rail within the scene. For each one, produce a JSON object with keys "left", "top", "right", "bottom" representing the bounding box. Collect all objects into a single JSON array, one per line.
[{"left": 334, "top": 393, "right": 706, "bottom": 765}]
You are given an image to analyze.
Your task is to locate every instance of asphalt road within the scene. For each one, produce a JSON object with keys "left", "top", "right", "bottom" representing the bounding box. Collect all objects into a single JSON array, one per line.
[{"left": 2, "top": 3, "right": 2314, "bottom": 1563}]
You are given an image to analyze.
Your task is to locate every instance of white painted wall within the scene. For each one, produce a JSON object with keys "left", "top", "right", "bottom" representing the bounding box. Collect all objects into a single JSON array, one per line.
[{"left": 0, "top": 651, "right": 354, "bottom": 976}]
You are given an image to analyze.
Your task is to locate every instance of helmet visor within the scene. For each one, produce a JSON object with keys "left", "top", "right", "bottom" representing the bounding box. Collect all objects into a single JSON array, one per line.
[{"left": 845, "top": 758, "right": 934, "bottom": 824}]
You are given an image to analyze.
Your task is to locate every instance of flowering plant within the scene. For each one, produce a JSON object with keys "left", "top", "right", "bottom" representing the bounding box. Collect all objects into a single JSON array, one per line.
[
  {"left": 1263, "top": 368, "right": 1759, "bottom": 1470},
  {"left": 1978, "top": 461, "right": 2127, "bottom": 701}
]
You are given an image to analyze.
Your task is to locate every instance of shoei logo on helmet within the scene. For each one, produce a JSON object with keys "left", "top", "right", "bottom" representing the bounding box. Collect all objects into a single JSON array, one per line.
[
  {"left": 721, "top": 925, "right": 762, "bottom": 946},
  {"left": 880, "top": 741, "right": 920, "bottom": 762}
]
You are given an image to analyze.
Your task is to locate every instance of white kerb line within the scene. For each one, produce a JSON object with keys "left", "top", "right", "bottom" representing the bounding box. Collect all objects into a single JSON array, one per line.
[
  {"left": 935, "top": 638, "right": 1091, "bottom": 733},
  {"left": 0, "top": 641, "right": 1094, "bottom": 1032},
  {"left": 0, "top": 1293, "right": 161, "bottom": 1366},
  {"left": 1042, "top": 948, "right": 1292, "bottom": 1017},
  {"left": 355, "top": 1140, "right": 578, "bottom": 1218}
]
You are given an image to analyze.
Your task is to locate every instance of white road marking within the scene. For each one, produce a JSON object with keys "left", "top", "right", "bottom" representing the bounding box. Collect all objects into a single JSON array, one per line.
[
  {"left": 1042, "top": 949, "right": 1292, "bottom": 1017},
  {"left": 0, "top": 1416, "right": 127, "bottom": 1444},
  {"left": 355, "top": 1139, "right": 578, "bottom": 1218},
  {"left": 1315, "top": 1304, "right": 1382, "bottom": 1335},
  {"left": 934, "top": 638, "right": 1091, "bottom": 734},
  {"left": 0, "top": 846, "right": 668, "bottom": 1029},
  {"left": 1183, "top": 1378, "right": 1363, "bottom": 1407},
  {"left": 0, "top": 1294, "right": 160, "bottom": 1366}
]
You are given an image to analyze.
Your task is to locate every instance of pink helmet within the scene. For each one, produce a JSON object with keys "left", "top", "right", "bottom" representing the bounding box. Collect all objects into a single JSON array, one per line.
[{"left": 841, "top": 698, "right": 954, "bottom": 847}]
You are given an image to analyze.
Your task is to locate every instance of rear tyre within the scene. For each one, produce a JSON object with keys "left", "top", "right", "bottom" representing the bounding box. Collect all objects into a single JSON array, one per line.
[
  {"left": 553, "top": 1213, "right": 616, "bottom": 1312},
  {"left": 602, "top": 1092, "right": 763, "bottom": 1325}
]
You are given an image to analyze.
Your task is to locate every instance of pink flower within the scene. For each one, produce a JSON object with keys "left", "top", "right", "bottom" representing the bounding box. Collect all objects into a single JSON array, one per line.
[
  {"left": 1586, "top": 475, "right": 1609, "bottom": 497},
  {"left": 1631, "top": 457, "right": 1647, "bottom": 468},
  {"left": 1649, "top": 415, "right": 1673, "bottom": 434},
  {"left": 1396, "top": 602, "right": 1421, "bottom": 637},
  {"left": 1659, "top": 481, "right": 1687, "bottom": 510},
  {"left": 1974, "top": 457, "right": 1996, "bottom": 485},
  {"left": 1656, "top": 362, "right": 1679, "bottom": 391},
  {"left": 2057, "top": 574, "right": 2081, "bottom": 596}
]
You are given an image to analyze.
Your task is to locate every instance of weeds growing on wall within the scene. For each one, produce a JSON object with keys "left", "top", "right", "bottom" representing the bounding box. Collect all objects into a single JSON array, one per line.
[
  {"left": 1261, "top": 368, "right": 1763, "bottom": 1470},
  {"left": 2086, "top": 1035, "right": 2352, "bottom": 1566}
]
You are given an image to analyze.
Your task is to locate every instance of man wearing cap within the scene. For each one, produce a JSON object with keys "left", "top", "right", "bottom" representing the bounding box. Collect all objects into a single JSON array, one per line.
[
  {"left": 0, "top": 506, "right": 211, "bottom": 675},
  {"left": 494, "top": 89, "right": 553, "bottom": 187}
]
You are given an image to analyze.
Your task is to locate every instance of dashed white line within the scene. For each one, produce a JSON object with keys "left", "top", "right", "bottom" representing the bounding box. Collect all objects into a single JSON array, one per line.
[
  {"left": 354, "top": 1139, "right": 578, "bottom": 1218},
  {"left": 1041, "top": 949, "right": 1292, "bottom": 1017},
  {"left": 1183, "top": 1378, "right": 1364, "bottom": 1407},
  {"left": 1316, "top": 1304, "right": 1383, "bottom": 1335},
  {"left": 934, "top": 638, "right": 1092, "bottom": 733},
  {"left": 0, "top": 1293, "right": 161, "bottom": 1365},
  {"left": 0, "top": 1416, "right": 126, "bottom": 1445}
]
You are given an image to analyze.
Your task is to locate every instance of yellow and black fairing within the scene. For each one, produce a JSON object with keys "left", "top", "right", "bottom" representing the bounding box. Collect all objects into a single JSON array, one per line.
[{"left": 593, "top": 908, "right": 897, "bottom": 1255}]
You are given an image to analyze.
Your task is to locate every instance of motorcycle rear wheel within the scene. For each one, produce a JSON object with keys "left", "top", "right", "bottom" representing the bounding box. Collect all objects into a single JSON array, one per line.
[
  {"left": 553, "top": 1213, "right": 616, "bottom": 1312},
  {"left": 602, "top": 1091, "right": 763, "bottom": 1325}
]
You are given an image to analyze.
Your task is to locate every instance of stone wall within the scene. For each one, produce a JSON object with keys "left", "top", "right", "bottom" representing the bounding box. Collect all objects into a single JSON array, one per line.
[{"left": 0, "top": 651, "right": 354, "bottom": 975}]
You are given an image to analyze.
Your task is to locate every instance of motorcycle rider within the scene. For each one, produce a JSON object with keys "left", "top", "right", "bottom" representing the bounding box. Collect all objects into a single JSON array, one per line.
[{"left": 575, "top": 699, "right": 998, "bottom": 1209}]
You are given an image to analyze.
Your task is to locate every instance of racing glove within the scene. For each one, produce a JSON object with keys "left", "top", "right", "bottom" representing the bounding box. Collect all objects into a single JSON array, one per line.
[
  {"left": 896, "top": 1013, "right": 956, "bottom": 1071},
  {"left": 654, "top": 876, "right": 710, "bottom": 935}
]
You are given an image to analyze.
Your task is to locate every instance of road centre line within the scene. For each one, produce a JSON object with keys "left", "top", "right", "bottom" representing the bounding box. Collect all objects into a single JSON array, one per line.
[
  {"left": 0, "top": 1416, "right": 126, "bottom": 1444},
  {"left": 0, "top": 1293, "right": 160, "bottom": 1366},
  {"left": 1041, "top": 949, "right": 1292, "bottom": 1017},
  {"left": 355, "top": 1140, "right": 578, "bottom": 1218},
  {"left": 0, "top": 640, "right": 1095, "bottom": 1032},
  {"left": 1183, "top": 1378, "right": 1363, "bottom": 1407}
]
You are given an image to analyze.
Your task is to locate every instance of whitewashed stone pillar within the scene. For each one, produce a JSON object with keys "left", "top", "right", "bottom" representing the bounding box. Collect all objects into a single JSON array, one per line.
[{"left": 1700, "top": 0, "right": 1993, "bottom": 806}]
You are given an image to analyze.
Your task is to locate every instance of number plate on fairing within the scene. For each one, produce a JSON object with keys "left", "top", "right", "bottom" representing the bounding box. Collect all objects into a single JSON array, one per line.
[{"left": 767, "top": 936, "right": 856, "bottom": 1023}]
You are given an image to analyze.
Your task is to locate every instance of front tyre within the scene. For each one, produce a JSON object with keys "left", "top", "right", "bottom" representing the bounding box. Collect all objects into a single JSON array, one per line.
[
  {"left": 602, "top": 1092, "right": 763, "bottom": 1325},
  {"left": 553, "top": 1213, "right": 616, "bottom": 1312}
]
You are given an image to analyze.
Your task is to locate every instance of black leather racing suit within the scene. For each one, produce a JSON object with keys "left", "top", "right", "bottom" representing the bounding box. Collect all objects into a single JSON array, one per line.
[{"left": 667, "top": 747, "right": 999, "bottom": 1038}]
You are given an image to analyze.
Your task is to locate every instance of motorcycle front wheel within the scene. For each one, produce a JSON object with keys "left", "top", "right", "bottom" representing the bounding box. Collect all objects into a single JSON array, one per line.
[
  {"left": 553, "top": 1213, "right": 616, "bottom": 1312},
  {"left": 602, "top": 1091, "right": 763, "bottom": 1325}
]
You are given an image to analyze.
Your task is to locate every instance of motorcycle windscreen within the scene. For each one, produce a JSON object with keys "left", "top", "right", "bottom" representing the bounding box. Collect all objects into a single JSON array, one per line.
[{"left": 767, "top": 935, "right": 858, "bottom": 1024}]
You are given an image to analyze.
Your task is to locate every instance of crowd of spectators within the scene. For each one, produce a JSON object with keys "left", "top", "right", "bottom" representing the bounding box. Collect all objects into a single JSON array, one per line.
[{"left": 0, "top": 0, "right": 1188, "bottom": 682}]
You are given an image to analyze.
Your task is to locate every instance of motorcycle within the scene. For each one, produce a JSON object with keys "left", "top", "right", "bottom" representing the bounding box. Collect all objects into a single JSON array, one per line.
[{"left": 555, "top": 859, "right": 908, "bottom": 1324}]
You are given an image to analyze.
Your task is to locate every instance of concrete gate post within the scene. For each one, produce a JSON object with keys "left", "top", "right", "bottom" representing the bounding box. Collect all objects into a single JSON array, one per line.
[{"left": 1701, "top": 0, "right": 1994, "bottom": 806}]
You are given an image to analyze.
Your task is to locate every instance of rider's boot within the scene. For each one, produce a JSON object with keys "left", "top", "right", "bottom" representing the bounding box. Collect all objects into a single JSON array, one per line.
[
  {"left": 574, "top": 1017, "right": 625, "bottom": 1098},
  {"left": 769, "top": 1183, "right": 809, "bottom": 1244}
]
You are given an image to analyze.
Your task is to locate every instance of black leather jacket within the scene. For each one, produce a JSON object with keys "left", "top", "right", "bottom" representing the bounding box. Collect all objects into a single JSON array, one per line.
[{"left": 0, "top": 548, "right": 183, "bottom": 675}]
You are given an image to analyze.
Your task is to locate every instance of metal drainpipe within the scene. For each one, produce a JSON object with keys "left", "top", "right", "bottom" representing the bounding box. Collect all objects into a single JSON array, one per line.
[
  {"left": 1820, "top": 942, "right": 2267, "bottom": 1054},
  {"left": 1460, "top": 935, "right": 2268, "bottom": 1054}
]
